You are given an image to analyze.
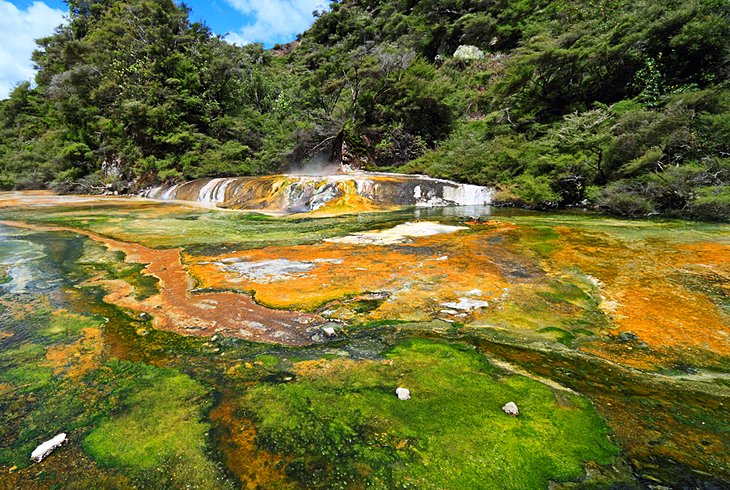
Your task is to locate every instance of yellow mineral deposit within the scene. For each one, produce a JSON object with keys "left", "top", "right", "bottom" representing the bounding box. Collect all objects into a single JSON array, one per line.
[
  {"left": 187, "top": 223, "right": 513, "bottom": 322},
  {"left": 45, "top": 325, "right": 104, "bottom": 380},
  {"left": 549, "top": 227, "right": 730, "bottom": 369}
]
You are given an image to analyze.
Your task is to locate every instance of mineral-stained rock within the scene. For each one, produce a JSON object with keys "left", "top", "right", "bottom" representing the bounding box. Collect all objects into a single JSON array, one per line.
[
  {"left": 617, "top": 331, "right": 639, "bottom": 343},
  {"left": 31, "top": 433, "right": 67, "bottom": 462},
  {"left": 502, "top": 401, "right": 519, "bottom": 416},
  {"left": 396, "top": 387, "right": 411, "bottom": 400}
]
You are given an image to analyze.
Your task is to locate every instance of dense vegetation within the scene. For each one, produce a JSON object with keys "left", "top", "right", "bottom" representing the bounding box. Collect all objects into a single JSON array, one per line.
[{"left": 0, "top": 0, "right": 728, "bottom": 219}]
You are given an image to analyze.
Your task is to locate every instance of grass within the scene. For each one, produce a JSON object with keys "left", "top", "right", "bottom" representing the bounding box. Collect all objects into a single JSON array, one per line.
[{"left": 244, "top": 339, "right": 619, "bottom": 489}]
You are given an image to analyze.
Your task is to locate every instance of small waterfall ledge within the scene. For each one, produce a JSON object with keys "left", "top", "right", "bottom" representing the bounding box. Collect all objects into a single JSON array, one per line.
[{"left": 142, "top": 173, "right": 493, "bottom": 213}]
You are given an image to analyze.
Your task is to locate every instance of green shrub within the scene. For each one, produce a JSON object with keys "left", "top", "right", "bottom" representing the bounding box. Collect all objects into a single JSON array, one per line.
[
  {"left": 687, "top": 186, "right": 730, "bottom": 221},
  {"left": 0, "top": 173, "right": 15, "bottom": 190},
  {"left": 512, "top": 174, "right": 561, "bottom": 207},
  {"left": 597, "top": 189, "right": 654, "bottom": 217}
]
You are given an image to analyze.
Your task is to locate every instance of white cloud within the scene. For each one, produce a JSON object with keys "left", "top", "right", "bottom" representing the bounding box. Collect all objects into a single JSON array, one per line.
[
  {"left": 223, "top": 0, "right": 327, "bottom": 46},
  {"left": 0, "top": 1, "right": 66, "bottom": 99}
]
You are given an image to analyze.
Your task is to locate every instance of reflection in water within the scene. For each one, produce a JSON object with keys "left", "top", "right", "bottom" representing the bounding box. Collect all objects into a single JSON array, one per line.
[
  {"left": 414, "top": 204, "right": 493, "bottom": 219},
  {"left": 0, "top": 226, "right": 53, "bottom": 294}
]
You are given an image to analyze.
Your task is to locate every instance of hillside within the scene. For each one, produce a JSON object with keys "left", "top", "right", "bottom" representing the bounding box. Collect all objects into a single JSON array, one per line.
[{"left": 0, "top": 0, "right": 728, "bottom": 219}]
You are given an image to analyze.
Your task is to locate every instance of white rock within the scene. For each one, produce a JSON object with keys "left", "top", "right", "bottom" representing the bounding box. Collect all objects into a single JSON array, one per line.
[
  {"left": 396, "top": 387, "right": 411, "bottom": 400},
  {"left": 323, "top": 326, "right": 336, "bottom": 337},
  {"left": 31, "top": 433, "right": 66, "bottom": 462},
  {"left": 502, "top": 401, "right": 519, "bottom": 417},
  {"left": 453, "top": 45, "right": 484, "bottom": 60}
]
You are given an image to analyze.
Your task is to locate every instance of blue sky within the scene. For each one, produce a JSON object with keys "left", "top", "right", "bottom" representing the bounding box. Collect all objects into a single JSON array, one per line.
[{"left": 0, "top": 0, "right": 328, "bottom": 98}]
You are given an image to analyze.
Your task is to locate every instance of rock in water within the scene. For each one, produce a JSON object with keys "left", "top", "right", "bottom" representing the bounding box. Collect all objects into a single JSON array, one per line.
[
  {"left": 502, "top": 401, "right": 519, "bottom": 417},
  {"left": 396, "top": 387, "right": 411, "bottom": 400},
  {"left": 31, "top": 433, "right": 67, "bottom": 462}
]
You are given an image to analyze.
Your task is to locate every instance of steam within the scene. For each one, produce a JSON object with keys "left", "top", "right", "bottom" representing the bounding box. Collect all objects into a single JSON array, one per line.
[{"left": 288, "top": 154, "right": 341, "bottom": 176}]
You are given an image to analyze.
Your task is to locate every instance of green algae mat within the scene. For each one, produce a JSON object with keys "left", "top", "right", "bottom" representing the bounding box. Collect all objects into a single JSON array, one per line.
[{"left": 0, "top": 193, "right": 728, "bottom": 488}]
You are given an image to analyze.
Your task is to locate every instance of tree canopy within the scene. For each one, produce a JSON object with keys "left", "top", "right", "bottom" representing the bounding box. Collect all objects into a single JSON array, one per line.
[{"left": 0, "top": 0, "right": 728, "bottom": 219}]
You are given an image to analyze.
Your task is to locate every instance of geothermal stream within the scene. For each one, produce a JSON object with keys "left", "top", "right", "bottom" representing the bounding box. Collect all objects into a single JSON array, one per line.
[{"left": 142, "top": 172, "right": 493, "bottom": 212}]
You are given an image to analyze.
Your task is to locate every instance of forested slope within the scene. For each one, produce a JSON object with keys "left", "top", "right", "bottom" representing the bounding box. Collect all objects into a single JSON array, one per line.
[{"left": 0, "top": 0, "right": 728, "bottom": 219}]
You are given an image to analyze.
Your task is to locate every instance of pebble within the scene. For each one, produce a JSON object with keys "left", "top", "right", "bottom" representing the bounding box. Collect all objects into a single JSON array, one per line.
[{"left": 502, "top": 401, "right": 519, "bottom": 416}]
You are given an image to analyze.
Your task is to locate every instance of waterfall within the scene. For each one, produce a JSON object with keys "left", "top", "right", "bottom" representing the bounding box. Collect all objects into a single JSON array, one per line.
[
  {"left": 442, "top": 183, "right": 494, "bottom": 206},
  {"left": 160, "top": 184, "right": 180, "bottom": 200},
  {"left": 141, "top": 173, "right": 493, "bottom": 212},
  {"left": 196, "top": 178, "right": 232, "bottom": 203}
]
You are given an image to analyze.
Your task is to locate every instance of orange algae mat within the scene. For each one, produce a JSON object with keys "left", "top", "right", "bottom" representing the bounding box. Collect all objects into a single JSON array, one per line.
[
  {"left": 188, "top": 218, "right": 730, "bottom": 371},
  {"left": 547, "top": 227, "right": 730, "bottom": 368},
  {"left": 186, "top": 221, "right": 522, "bottom": 321},
  {"left": 1, "top": 191, "right": 728, "bottom": 371}
]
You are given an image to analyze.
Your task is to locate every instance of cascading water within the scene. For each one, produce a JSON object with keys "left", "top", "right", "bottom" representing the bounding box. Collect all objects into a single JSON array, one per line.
[
  {"left": 196, "top": 178, "right": 233, "bottom": 204},
  {"left": 142, "top": 172, "right": 494, "bottom": 213}
]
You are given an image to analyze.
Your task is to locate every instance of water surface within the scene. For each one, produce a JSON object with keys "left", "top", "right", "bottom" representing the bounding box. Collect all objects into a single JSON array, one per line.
[{"left": 0, "top": 192, "right": 727, "bottom": 488}]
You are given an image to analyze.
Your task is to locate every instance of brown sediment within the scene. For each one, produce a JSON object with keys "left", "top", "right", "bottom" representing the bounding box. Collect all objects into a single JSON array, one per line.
[
  {"left": 579, "top": 342, "right": 666, "bottom": 371},
  {"left": 209, "top": 397, "right": 293, "bottom": 489},
  {"left": 0, "top": 220, "right": 323, "bottom": 346},
  {"left": 549, "top": 227, "right": 730, "bottom": 367},
  {"left": 590, "top": 387, "right": 730, "bottom": 480},
  {"left": 0, "top": 444, "right": 133, "bottom": 490}
]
